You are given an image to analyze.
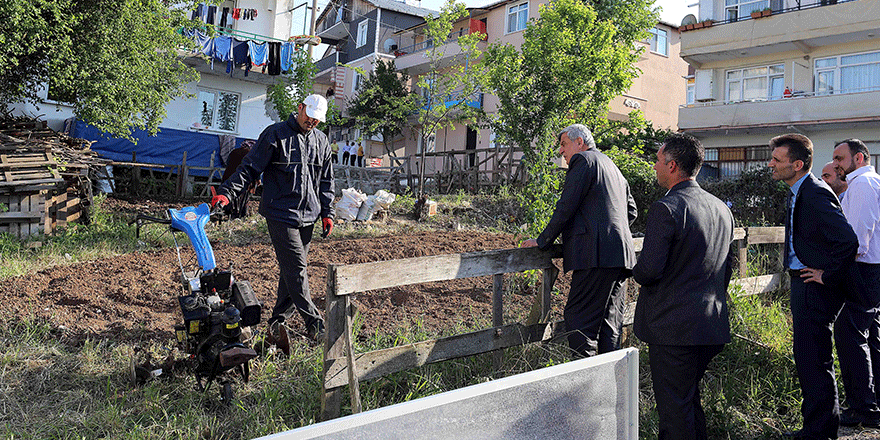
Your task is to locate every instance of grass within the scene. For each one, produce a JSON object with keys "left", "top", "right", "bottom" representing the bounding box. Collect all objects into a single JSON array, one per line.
[{"left": 0, "top": 191, "right": 825, "bottom": 439}]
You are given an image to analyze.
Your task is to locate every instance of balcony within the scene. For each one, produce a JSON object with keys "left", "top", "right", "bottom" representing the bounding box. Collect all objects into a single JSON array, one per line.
[
  {"left": 680, "top": 0, "right": 879, "bottom": 66},
  {"left": 316, "top": 3, "right": 351, "bottom": 42},
  {"left": 679, "top": 89, "right": 880, "bottom": 134},
  {"left": 394, "top": 20, "right": 488, "bottom": 75}
]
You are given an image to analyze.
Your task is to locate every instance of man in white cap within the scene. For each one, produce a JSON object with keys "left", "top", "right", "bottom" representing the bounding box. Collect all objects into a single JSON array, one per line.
[{"left": 212, "top": 94, "right": 335, "bottom": 352}]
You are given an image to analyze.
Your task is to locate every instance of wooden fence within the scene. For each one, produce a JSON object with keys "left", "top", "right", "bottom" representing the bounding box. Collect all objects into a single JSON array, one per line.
[{"left": 320, "top": 226, "right": 787, "bottom": 420}]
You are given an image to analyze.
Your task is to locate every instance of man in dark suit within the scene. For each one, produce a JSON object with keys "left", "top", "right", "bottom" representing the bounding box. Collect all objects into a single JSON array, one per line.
[
  {"left": 768, "top": 133, "right": 859, "bottom": 439},
  {"left": 633, "top": 133, "right": 735, "bottom": 440},
  {"left": 521, "top": 123, "right": 637, "bottom": 357}
]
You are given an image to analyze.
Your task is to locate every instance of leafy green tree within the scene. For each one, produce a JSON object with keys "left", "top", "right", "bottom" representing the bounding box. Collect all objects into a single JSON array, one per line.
[
  {"left": 481, "top": 0, "right": 657, "bottom": 235},
  {"left": 347, "top": 59, "right": 418, "bottom": 166},
  {"left": 0, "top": 0, "right": 201, "bottom": 138},
  {"left": 266, "top": 48, "right": 317, "bottom": 120},
  {"left": 415, "top": 0, "right": 487, "bottom": 197}
]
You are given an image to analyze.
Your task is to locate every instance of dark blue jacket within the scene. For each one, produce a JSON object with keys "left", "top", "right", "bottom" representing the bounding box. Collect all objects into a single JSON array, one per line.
[{"left": 219, "top": 116, "right": 334, "bottom": 227}]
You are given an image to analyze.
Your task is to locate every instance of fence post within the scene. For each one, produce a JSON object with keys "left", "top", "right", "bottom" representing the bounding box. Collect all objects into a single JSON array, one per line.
[
  {"left": 322, "top": 264, "right": 347, "bottom": 420},
  {"left": 738, "top": 228, "right": 749, "bottom": 277},
  {"left": 541, "top": 265, "right": 559, "bottom": 323}
]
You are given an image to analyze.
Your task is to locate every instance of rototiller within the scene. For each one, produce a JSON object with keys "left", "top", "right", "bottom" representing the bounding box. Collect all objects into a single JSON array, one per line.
[{"left": 133, "top": 203, "right": 261, "bottom": 404}]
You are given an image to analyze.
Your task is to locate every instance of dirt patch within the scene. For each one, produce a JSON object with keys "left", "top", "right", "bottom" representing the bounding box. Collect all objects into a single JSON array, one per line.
[{"left": 0, "top": 223, "right": 567, "bottom": 343}]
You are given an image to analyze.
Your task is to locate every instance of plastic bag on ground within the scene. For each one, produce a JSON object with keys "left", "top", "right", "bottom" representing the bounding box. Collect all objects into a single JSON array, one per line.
[
  {"left": 374, "top": 190, "right": 396, "bottom": 209},
  {"left": 337, "top": 188, "right": 367, "bottom": 221},
  {"left": 356, "top": 196, "right": 377, "bottom": 221}
]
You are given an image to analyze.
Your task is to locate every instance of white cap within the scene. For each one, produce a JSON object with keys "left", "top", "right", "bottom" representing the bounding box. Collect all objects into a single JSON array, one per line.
[{"left": 302, "top": 94, "right": 328, "bottom": 122}]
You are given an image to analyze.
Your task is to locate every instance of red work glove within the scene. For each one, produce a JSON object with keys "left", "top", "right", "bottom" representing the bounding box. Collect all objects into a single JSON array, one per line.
[
  {"left": 321, "top": 217, "right": 334, "bottom": 238},
  {"left": 211, "top": 194, "right": 229, "bottom": 209}
]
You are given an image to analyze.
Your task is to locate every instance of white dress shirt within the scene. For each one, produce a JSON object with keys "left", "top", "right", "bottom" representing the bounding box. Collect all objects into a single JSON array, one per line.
[{"left": 841, "top": 165, "right": 880, "bottom": 263}]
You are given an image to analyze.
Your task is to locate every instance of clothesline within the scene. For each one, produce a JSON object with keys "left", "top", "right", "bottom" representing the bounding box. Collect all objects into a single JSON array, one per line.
[{"left": 185, "top": 28, "right": 302, "bottom": 78}]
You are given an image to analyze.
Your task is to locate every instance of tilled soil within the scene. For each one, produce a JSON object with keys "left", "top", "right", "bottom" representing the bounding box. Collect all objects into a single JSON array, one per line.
[{"left": 0, "top": 217, "right": 563, "bottom": 344}]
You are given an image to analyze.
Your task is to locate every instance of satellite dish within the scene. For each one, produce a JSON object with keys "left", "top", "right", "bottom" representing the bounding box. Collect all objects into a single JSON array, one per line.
[
  {"left": 681, "top": 14, "right": 697, "bottom": 26},
  {"left": 383, "top": 38, "right": 397, "bottom": 53}
]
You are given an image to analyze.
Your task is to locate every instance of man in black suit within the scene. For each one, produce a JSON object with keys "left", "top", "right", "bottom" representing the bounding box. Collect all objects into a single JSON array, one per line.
[
  {"left": 768, "top": 133, "right": 859, "bottom": 439},
  {"left": 633, "top": 133, "right": 735, "bottom": 440},
  {"left": 521, "top": 124, "right": 637, "bottom": 357}
]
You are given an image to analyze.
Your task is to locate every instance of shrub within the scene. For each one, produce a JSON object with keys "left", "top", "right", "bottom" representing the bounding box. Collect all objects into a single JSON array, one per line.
[{"left": 701, "top": 168, "right": 788, "bottom": 227}]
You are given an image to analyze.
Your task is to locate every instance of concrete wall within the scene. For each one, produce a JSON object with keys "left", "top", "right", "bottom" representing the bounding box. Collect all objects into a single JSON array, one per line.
[{"left": 259, "top": 348, "right": 639, "bottom": 440}]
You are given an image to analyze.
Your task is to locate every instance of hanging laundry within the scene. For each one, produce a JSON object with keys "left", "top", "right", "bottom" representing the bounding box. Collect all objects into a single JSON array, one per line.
[
  {"left": 267, "top": 42, "right": 281, "bottom": 76},
  {"left": 192, "top": 3, "right": 206, "bottom": 21},
  {"left": 206, "top": 5, "right": 216, "bottom": 25},
  {"left": 214, "top": 35, "right": 232, "bottom": 63},
  {"left": 194, "top": 29, "right": 214, "bottom": 58},
  {"left": 219, "top": 7, "right": 229, "bottom": 28},
  {"left": 231, "top": 38, "right": 251, "bottom": 77},
  {"left": 280, "top": 42, "right": 294, "bottom": 72},
  {"left": 251, "top": 9, "right": 258, "bottom": 19},
  {"left": 248, "top": 40, "right": 268, "bottom": 68},
  {"left": 232, "top": 8, "right": 241, "bottom": 20}
]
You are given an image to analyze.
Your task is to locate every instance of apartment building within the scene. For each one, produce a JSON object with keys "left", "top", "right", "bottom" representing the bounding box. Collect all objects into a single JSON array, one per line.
[
  {"left": 350, "top": 0, "right": 689, "bottom": 175},
  {"left": 312, "top": 0, "right": 436, "bottom": 147},
  {"left": 679, "top": 0, "right": 880, "bottom": 178}
]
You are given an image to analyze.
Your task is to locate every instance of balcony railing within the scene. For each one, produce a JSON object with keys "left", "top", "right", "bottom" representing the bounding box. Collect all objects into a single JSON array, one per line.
[
  {"left": 316, "top": 3, "right": 352, "bottom": 34},
  {"left": 681, "top": 85, "right": 880, "bottom": 108},
  {"left": 395, "top": 19, "right": 487, "bottom": 56},
  {"left": 682, "top": 0, "right": 856, "bottom": 30}
]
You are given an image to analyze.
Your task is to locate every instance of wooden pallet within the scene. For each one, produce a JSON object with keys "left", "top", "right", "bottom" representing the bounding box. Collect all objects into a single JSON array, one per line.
[{"left": 0, "top": 151, "right": 63, "bottom": 191}]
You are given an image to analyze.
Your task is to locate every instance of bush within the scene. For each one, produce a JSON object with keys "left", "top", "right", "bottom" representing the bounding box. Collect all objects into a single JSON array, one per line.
[
  {"left": 702, "top": 168, "right": 788, "bottom": 227},
  {"left": 604, "top": 147, "right": 665, "bottom": 234}
]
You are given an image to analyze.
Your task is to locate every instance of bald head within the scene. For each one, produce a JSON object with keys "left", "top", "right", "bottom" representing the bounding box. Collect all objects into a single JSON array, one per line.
[{"left": 821, "top": 161, "right": 847, "bottom": 197}]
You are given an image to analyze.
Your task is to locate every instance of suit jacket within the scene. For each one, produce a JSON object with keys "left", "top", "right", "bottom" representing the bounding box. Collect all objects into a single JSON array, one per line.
[
  {"left": 786, "top": 174, "right": 868, "bottom": 305},
  {"left": 536, "top": 149, "right": 637, "bottom": 272},
  {"left": 633, "top": 180, "right": 734, "bottom": 346}
]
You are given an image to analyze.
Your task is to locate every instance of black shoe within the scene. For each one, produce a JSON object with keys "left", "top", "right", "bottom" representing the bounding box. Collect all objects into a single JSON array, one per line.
[
  {"left": 307, "top": 321, "right": 326, "bottom": 344},
  {"left": 840, "top": 409, "right": 880, "bottom": 429}
]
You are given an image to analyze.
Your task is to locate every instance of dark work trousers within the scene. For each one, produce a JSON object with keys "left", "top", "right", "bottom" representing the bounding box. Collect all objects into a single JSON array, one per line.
[
  {"left": 341, "top": 152, "right": 350, "bottom": 166},
  {"left": 790, "top": 273, "right": 845, "bottom": 439},
  {"left": 266, "top": 219, "right": 323, "bottom": 331},
  {"left": 649, "top": 343, "right": 724, "bottom": 440},
  {"left": 835, "top": 262, "right": 880, "bottom": 419},
  {"left": 565, "top": 267, "right": 628, "bottom": 357}
]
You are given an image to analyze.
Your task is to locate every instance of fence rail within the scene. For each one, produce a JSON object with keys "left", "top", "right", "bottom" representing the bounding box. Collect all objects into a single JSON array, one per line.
[{"left": 320, "top": 226, "right": 786, "bottom": 420}]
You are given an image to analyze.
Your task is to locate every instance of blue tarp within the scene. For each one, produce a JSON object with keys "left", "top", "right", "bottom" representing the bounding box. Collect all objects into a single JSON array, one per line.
[{"left": 71, "top": 120, "right": 250, "bottom": 177}]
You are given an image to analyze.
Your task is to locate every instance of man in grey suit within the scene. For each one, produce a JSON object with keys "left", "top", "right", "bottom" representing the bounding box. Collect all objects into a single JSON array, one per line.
[
  {"left": 633, "top": 133, "right": 735, "bottom": 440},
  {"left": 521, "top": 124, "right": 637, "bottom": 357}
]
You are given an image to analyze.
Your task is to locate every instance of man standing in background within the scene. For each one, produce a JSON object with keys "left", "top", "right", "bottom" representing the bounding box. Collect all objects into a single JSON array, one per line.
[
  {"left": 832, "top": 138, "right": 880, "bottom": 429},
  {"left": 521, "top": 124, "right": 637, "bottom": 358},
  {"left": 769, "top": 133, "right": 858, "bottom": 439},
  {"left": 821, "top": 161, "right": 847, "bottom": 198},
  {"left": 633, "top": 133, "right": 734, "bottom": 440}
]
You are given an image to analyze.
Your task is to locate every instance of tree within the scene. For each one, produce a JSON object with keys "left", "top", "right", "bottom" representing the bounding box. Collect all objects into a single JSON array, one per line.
[
  {"left": 347, "top": 59, "right": 418, "bottom": 166},
  {"left": 266, "top": 48, "right": 317, "bottom": 120},
  {"left": 0, "top": 0, "right": 201, "bottom": 138},
  {"left": 481, "top": 0, "right": 657, "bottom": 235},
  {"left": 414, "top": 0, "right": 487, "bottom": 197}
]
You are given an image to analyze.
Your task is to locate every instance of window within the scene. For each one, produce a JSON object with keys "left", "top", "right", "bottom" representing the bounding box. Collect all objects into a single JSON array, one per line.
[
  {"left": 418, "top": 131, "right": 436, "bottom": 153},
  {"left": 725, "top": 64, "right": 784, "bottom": 102},
  {"left": 196, "top": 89, "right": 240, "bottom": 132},
  {"left": 506, "top": 2, "right": 528, "bottom": 33},
  {"left": 352, "top": 71, "right": 363, "bottom": 94},
  {"left": 357, "top": 20, "right": 368, "bottom": 47},
  {"left": 648, "top": 28, "right": 668, "bottom": 56},
  {"left": 815, "top": 51, "right": 880, "bottom": 95},
  {"left": 724, "top": 0, "right": 769, "bottom": 20},
  {"left": 703, "top": 145, "right": 772, "bottom": 179},
  {"left": 686, "top": 77, "right": 695, "bottom": 105}
]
